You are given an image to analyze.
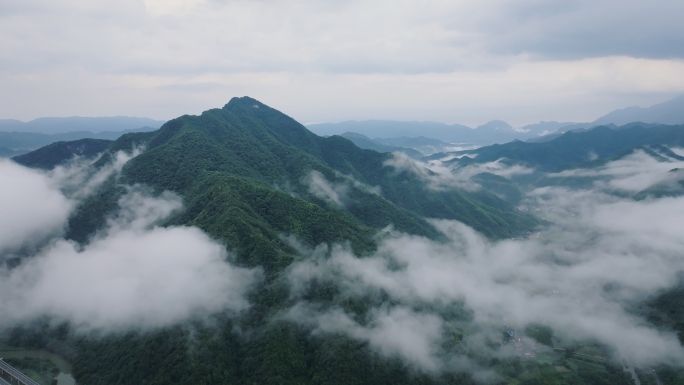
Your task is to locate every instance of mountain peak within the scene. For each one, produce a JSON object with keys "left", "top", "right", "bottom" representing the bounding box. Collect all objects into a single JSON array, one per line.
[
  {"left": 475, "top": 120, "right": 513, "bottom": 131},
  {"left": 223, "top": 96, "right": 270, "bottom": 111}
]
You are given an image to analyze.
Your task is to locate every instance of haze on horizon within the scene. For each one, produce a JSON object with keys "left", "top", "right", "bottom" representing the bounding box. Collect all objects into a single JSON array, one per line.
[{"left": 1, "top": 0, "right": 684, "bottom": 127}]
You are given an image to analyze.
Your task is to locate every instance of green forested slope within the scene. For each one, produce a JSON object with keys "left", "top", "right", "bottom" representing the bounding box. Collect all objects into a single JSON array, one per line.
[{"left": 70, "top": 97, "right": 536, "bottom": 248}]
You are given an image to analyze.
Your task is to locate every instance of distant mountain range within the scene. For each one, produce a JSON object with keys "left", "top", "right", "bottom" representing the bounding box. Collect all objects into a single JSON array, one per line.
[
  {"left": 3, "top": 96, "right": 683, "bottom": 156},
  {"left": 307, "top": 95, "right": 684, "bottom": 146},
  {"left": 0, "top": 126, "right": 159, "bottom": 157},
  {"left": 340, "top": 132, "right": 462, "bottom": 156},
  {"left": 0, "top": 116, "right": 166, "bottom": 134},
  {"left": 430, "top": 123, "right": 684, "bottom": 172},
  {"left": 308, "top": 119, "right": 525, "bottom": 145},
  {"left": 593, "top": 95, "right": 684, "bottom": 126}
]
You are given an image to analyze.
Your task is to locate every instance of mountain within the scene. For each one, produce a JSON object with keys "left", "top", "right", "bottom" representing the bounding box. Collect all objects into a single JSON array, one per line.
[
  {"left": 0, "top": 126, "right": 158, "bottom": 156},
  {"left": 338, "top": 132, "right": 424, "bottom": 159},
  {"left": 593, "top": 95, "right": 684, "bottom": 126},
  {"left": 68, "top": 97, "right": 536, "bottom": 246},
  {"left": 475, "top": 119, "right": 514, "bottom": 132},
  {"left": 0, "top": 116, "right": 166, "bottom": 134}
]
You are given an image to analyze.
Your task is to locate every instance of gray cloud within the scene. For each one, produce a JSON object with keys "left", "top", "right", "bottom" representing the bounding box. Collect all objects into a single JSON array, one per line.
[
  {"left": 476, "top": 0, "right": 684, "bottom": 60},
  {"left": 1, "top": 1, "right": 683, "bottom": 126}
]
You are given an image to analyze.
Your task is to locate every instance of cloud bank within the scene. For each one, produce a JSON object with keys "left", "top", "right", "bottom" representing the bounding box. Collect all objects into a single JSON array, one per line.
[
  {"left": 0, "top": 155, "right": 261, "bottom": 331},
  {"left": 0, "top": 159, "right": 72, "bottom": 253}
]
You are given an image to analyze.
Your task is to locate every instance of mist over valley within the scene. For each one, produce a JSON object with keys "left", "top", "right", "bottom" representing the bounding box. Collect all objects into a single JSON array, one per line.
[
  {"left": 0, "top": 97, "right": 683, "bottom": 385},
  {"left": 2, "top": 1, "right": 684, "bottom": 384}
]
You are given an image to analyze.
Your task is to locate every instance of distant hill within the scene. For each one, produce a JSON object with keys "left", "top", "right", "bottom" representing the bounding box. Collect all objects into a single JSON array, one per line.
[
  {"left": 12, "top": 138, "right": 113, "bottom": 169},
  {"left": 519, "top": 121, "right": 584, "bottom": 136},
  {"left": 0, "top": 146, "right": 28, "bottom": 157},
  {"left": 338, "top": 132, "right": 423, "bottom": 159},
  {"left": 307, "top": 120, "right": 470, "bottom": 141},
  {"left": 373, "top": 136, "right": 455, "bottom": 155},
  {"left": 444, "top": 123, "right": 684, "bottom": 172},
  {"left": 528, "top": 95, "right": 684, "bottom": 142},
  {"left": 308, "top": 119, "right": 543, "bottom": 145},
  {"left": 0, "top": 116, "right": 166, "bottom": 134},
  {"left": 593, "top": 95, "right": 684, "bottom": 126},
  {"left": 0, "top": 126, "right": 158, "bottom": 157}
]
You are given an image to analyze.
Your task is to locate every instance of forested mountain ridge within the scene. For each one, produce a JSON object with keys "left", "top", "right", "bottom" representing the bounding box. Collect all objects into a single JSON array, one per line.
[
  {"left": 72, "top": 96, "right": 537, "bottom": 249},
  {"left": 3, "top": 97, "right": 544, "bottom": 385}
]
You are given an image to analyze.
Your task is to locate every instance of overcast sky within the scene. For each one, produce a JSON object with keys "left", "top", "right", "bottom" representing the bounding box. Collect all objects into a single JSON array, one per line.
[{"left": 1, "top": 0, "right": 683, "bottom": 126}]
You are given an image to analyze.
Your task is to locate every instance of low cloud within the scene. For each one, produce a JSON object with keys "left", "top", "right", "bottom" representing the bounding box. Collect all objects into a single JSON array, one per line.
[
  {"left": 306, "top": 170, "right": 348, "bottom": 206},
  {"left": 0, "top": 154, "right": 261, "bottom": 332},
  {"left": 551, "top": 149, "right": 684, "bottom": 193},
  {"left": 286, "top": 304, "right": 444, "bottom": 372},
  {"left": 305, "top": 170, "right": 381, "bottom": 206},
  {"left": 384, "top": 152, "right": 478, "bottom": 191},
  {"left": 385, "top": 152, "right": 532, "bottom": 191},
  {"left": 49, "top": 147, "right": 143, "bottom": 200}
]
